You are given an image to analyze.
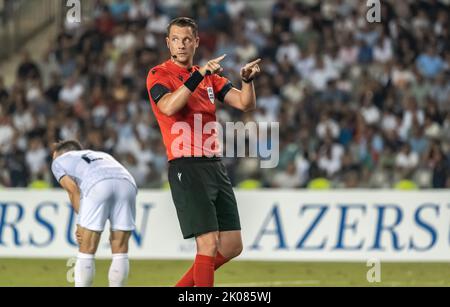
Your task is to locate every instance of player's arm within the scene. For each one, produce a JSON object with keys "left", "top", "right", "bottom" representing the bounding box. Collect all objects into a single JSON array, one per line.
[
  {"left": 59, "top": 176, "right": 81, "bottom": 214},
  {"left": 152, "top": 55, "right": 227, "bottom": 116},
  {"left": 223, "top": 59, "right": 261, "bottom": 112}
]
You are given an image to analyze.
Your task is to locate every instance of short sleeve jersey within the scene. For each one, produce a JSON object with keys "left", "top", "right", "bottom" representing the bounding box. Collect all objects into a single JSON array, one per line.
[
  {"left": 146, "top": 59, "right": 233, "bottom": 161},
  {"left": 51, "top": 150, "right": 137, "bottom": 196}
]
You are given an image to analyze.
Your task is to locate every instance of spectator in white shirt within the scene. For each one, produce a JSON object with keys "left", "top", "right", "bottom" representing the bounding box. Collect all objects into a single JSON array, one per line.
[
  {"left": 316, "top": 112, "right": 340, "bottom": 140},
  {"left": 276, "top": 32, "right": 301, "bottom": 65},
  {"left": 226, "top": 0, "right": 246, "bottom": 20},
  {"left": 25, "top": 138, "right": 48, "bottom": 179},
  {"left": 272, "top": 162, "right": 303, "bottom": 188},
  {"left": 146, "top": 9, "right": 170, "bottom": 34},
  {"left": 399, "top": 98, "right": 425, "bottom": 140},
  {"left": 317, "top": 137, "right": 344, "bottom": 178},
  {"left": 113, "top": 24, "right": 137, "bottom": 54},
  {"left": 373, "top": 32, "right": 393, "bottom": 64},
  {"left": 381, "top": 108, "right": 399, "bottom": 133},
  {"left": 395, "top": 143, "right": 419, "bottom": 177},
  {"left": 308, "top": 55, "right": 339, "bottom": 91},
  {"left": 59, "top": 77, "right": 84, "bottom": 106},
  {"left": 0, "top": 116, "right": 15, "bottom": 155},
  {"left": 360, "top": 92, "right": 381, "bottom": 125}
]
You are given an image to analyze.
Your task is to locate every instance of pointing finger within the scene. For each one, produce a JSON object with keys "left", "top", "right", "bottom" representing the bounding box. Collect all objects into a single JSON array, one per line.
[
  {"left": 246, "top": 58, "right": 261, "bottom": 67},
  {"left": 211, "top": 54, "right": 227, "bottom": 63}
]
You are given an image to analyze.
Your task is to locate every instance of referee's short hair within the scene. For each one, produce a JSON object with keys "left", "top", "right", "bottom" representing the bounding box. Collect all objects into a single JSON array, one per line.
[
  {"left": 53, "top": 140, "right": 83, "bottom": 155},
  {"left": 167, "top": 17, "right": 198, "bottom": 37}
]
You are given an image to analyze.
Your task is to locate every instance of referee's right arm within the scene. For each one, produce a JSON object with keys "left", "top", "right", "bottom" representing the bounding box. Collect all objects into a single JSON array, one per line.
[
  {"left": 156, "top": 84, "right": 192, "bottom": 117},
  {"left": 153, "top": 55, "right": 226, "bottom": 116}
]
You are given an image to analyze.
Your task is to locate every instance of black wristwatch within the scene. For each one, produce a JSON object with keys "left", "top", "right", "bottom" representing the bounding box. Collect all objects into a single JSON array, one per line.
[{"left": 242, "top": 77, "right": 254, "bottom": 83}]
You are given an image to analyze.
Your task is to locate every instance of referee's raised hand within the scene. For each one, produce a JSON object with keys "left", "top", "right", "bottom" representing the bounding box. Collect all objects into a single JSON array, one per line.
[
  {"left": 199, "top": 54, "right": 227, "bottom": 76},
  {"left": 241, "top": 58, "right": 261, "bottom": 83}
]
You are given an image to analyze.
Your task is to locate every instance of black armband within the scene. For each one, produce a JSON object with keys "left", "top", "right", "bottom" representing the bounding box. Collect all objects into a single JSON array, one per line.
[
  {"left": 150, "top": 83, "right": 171, "bottom": 104},
  {"left": 184, "top": 70, "right": 204, "bottom": 92},
  {"left": 217, "top": 82, "right": 233, "bottom": 103}
]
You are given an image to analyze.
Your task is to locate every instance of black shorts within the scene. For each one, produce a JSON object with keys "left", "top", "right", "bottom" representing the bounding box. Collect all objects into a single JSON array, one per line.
[{"left": 168, "top": 157, "right": 241, "bottom": 239}]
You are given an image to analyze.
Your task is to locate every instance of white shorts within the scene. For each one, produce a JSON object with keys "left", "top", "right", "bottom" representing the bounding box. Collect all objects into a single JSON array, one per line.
[{"left": 78, "top": 179, "right": 137, "bottom": 232}]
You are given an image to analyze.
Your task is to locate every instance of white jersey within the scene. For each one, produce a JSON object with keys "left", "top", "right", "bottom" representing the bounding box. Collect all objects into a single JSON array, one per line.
[{"left": 51, "top": 150, "right": 137, "bottom": 196}]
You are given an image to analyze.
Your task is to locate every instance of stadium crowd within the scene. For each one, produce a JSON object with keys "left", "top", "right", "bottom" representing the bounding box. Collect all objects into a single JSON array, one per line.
[{"left": 0, "top": 0, "right": 449, "bottom": 189}]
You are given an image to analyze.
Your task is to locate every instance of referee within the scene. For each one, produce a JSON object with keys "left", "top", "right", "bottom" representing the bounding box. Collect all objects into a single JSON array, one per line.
[{"left": 146, "top": 17, "right": 261, "bottom": 287}]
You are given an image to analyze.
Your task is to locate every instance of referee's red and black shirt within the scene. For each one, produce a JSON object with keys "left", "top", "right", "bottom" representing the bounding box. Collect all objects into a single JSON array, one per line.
[{"left": 146, "top": 59, "right": 233, "bottom": 161}]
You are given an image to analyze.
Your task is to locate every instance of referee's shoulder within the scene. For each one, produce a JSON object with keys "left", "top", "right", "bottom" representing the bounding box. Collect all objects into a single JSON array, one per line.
[
  {"left": 147, "top": 63, "right": 169, "bottom": 82},
  {"left": 148, "top": 63, "right": 165, "bottom": 76}
]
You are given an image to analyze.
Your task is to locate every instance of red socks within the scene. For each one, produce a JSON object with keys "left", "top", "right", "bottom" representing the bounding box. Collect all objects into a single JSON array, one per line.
[
  {"left": 175, "top": 267, "right": 195, "bottom": 287},
  {"left": 193, "top": 254, "right": 215, "bottom": 287},
  {"left": 176, "top": 252, "right": 228, "bottom": 287},
  {"left": 214, "top": 252, "right": 228, "bottom": 270}
]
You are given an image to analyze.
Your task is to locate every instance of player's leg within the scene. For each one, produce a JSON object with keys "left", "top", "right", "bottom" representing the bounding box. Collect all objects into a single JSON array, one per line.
[
  {"left": 108, "top": 179, "right": 137, "bottom": 287},
  {"left": 75, "top": 181, "right": 113, "bottom": 287},
  {"left": 76, "top": 228, "right": 101, "bottom": 287},
  {"left": 217, "top": 230, "right": 243, "bottom": 264},
  {"left": 108, "top": 230, "right": 132, "bottom": 287}
]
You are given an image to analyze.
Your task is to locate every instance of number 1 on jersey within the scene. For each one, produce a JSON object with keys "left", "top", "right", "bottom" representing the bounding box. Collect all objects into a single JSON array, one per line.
[{"left": 81, "top": 154, "right": 103, "bottom": 164}]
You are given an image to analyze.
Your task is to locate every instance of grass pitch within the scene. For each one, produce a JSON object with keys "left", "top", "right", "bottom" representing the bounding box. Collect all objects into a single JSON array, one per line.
[{"left": 0, "top": 259, "right": 449, "bottom": 287}]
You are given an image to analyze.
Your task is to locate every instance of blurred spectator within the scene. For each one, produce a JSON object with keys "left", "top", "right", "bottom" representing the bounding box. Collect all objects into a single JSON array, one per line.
[
  {"left": 360, "top": 92, "right": 381, "bottom": 125},
  {"left": 0, "top": 116, "right": 15, "bottom": 155},
  {"left": 0, "top": 157, "right": 10, "bottom": 187},
  {"left": 416, "top": 46, "right": 445, "bottom": 79},
  {"left": 427, "top": 143, "right": 449, "bottom": 188},
  {"left": 17, "top": 51, "right": 40, "bottom": 81},
  {"left": 373, "top": 30, "right": 393, "bottom": 64},
  {"left": 409, "top": 125, "right": 428, "bottom": 156},
  {"left": 0, "top": 76, "right": 9, "bottom": 103},
  {"left": 317, "top": 136, "right": 344, "bottom": 177},
  {"left": 271, "top": 162, "right": 302, "bottom": 188},
  {"left": 7, "top": 147, "right": 29, "bottom": 187},
  {"left": 59, "top": 77, "right": 84, "bottom": 106},
  {"left": 25, "top": 138, "right": 48, "bottom": 181},
  {"left": 395, "top": 143, "right": 419, "bottom": 178},
  {"left": 122, "top": 152, "right": 150, "bottom": 187},
  {"left": 129, "top": 0, "right": 153, "bottom": 21},
  {"left": 316, "top": 112, "right": 340, "bottom": 140},
  {"left": 308, "top": 55, "right": 339, "bottom": 91},
  {"left": 276, "top": 32, "right": 300, "bottom": 65},
  {"left": 430, "top": 73, "right": 450, "bottom": 111},
  {"left": 226, "top": 0, "right": 246, "bottom": 20},
  {"left": 113, "top": 24, "right": 137, "bottom": 54},
  {"left": 146, "top": 7, "right": 170, "bottom": 35},
  {"left": 235, "top": 34, "right": 258, "bottom": 63},
  {"left": 109, "top": 0, "right": 130, "bottom": 21},
  {"left": 399, "top": 97, "right": 424, "bottom": 140}
]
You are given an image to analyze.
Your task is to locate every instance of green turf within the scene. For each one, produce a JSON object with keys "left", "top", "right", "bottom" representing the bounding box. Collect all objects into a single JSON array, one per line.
[{"left": 0, "top": 259, "right": 448, "bottom": 287}]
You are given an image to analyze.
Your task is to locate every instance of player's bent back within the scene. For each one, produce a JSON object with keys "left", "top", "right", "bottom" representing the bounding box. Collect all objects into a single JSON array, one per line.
[
  {"left": 52, "top": 150, "right": 137, "bottom": 197},
  {"left": 51, "top": 146, "right": 138, "bottom": 287}
]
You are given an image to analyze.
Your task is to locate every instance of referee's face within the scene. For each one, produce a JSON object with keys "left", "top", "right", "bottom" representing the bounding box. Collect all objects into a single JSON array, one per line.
[{"left": 166, "top": 25, "right": 199, "bottom": 65}]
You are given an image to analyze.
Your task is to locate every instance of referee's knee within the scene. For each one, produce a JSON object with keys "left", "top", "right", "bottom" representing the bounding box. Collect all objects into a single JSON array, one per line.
[
  {"left": 196, "top": 233, "right": 220, "bottom": 256},
  {"left": 232, "top": 243, "right": 243, "bottom": 259},
  {"left": 224, "top": 242, "right": 243, "bottom": 260}
]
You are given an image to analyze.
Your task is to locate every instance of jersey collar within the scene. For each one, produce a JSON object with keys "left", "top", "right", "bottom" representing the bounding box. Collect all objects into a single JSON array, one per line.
[{"left": 165, "top": 59, "right": 199, "bottom": 75}]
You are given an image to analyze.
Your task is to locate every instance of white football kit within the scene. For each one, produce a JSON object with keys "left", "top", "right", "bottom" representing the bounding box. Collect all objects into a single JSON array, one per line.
[{"left": 52, "top": 150, "right": 137, "bottom": 232}]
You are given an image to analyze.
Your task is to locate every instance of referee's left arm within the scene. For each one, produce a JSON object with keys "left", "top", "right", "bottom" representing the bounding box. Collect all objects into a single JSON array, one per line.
[{"left": 223, "top": 59, "right": 261, "bottom": 112}]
